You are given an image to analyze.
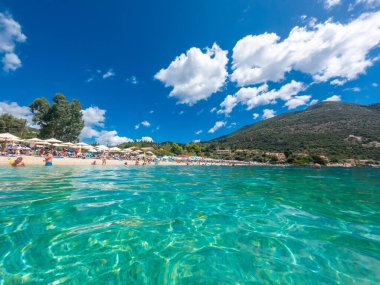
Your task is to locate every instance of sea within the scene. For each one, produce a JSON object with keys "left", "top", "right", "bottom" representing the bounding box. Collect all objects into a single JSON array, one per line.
[{"left": 0, "top": 165, "right": 379, "bottom": 284}]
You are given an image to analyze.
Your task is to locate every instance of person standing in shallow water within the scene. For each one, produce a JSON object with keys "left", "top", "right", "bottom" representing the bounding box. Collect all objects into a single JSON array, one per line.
[
  {"left": 102, "top": 152, "right": 107, "bottom": 165},
  {"left": 44, "top": 152, "right": 53, "bottom": 166}
]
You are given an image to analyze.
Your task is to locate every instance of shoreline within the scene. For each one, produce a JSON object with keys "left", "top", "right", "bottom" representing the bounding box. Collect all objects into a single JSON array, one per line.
[{"left": 1, "top": 156, "right": 378, "bottom": 167}]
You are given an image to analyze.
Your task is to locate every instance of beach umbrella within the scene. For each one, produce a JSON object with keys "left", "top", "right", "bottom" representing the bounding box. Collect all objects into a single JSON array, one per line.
[
  {"left": 25, "top": 138, "right": 44, "bottom": 143},
  {"left": 96, "top": 145, "right": 109, "bottom": 151},
  {"left": 75, "top": 142, "right": 92, "bottom": 149},
  {"left": 87, "top": 148, "right": 97, "bottom": 152},
  {"left": 146, "top": 151, "right": 154, "bottom": 155},
  {"left": 61, "top": 142, "right": 75, "bottom": 146},
  {"left": 52, "top": 143, "right": 66, "bottom": 147},
  {"left": 0, "top": 133, "right": 21, "bottom": 142},
  {"left": 45, "top": 138, "right": 62, "bottom": 143},
  {"left": 109, "top": 147, "right": 121, "bottom": 152}
]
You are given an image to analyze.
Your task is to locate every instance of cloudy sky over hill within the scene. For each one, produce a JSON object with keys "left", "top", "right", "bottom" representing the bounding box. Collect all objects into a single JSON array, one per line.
[{"left": 0, "top": 0, "right": 379, "bottom": 144}]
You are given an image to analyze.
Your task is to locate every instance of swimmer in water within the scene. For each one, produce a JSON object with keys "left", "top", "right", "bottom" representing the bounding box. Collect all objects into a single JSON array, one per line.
[
  {"left": 44, "top": 152, "right": 53, "bottom": 166},
  {"left": 11, "top": 157, "right": 25, "bottom": 167}
]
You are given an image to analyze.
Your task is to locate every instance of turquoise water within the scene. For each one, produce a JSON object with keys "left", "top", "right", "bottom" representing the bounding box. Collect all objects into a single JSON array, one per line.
[{"left": 0, "top": 166, "right": 379, "bottom": 284}]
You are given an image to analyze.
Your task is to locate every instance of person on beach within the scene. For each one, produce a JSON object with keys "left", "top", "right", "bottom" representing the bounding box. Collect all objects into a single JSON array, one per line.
[
  {"left": 101, "top": 153, "right": 107, "bottom": 165},
  {"left": 10, "top": 157, "right": 25, "bottom": 167},
  {"left": 91, "top": 160, "right": 97, "bottom": 165},
  {"left": 44, "top": 152, "right": 53, "bottom": 166}
]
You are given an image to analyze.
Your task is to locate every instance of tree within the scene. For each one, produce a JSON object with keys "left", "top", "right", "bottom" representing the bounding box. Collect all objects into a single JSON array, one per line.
[
  {"left": 171, "top": 143, "right": 184, "bottom": 155},
  {"left": 185, "top": 143, "right": 202, "bottom": 156},
  {"left": 0, "top": 114, "right": 29, "bottom": 137},
  {"left": 29, "top": 94, "right": 84, "bottom": 141}
]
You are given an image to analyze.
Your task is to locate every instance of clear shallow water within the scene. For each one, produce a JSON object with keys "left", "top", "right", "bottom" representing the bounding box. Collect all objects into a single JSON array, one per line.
[{"left": 0, "top": 166, "right": 379, "bottom": 284}]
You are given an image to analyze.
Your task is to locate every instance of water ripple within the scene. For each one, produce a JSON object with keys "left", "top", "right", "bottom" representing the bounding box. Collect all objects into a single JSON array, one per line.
[{"left": 0, "top": 166, "right": 379, "bottom": 284}]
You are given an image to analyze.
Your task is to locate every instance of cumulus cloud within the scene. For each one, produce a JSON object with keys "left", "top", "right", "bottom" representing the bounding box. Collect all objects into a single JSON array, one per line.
[
  {"left": 155, "top": 43, "right": 228, "bottom": 105},
  {"left": 230, "top": 11, "right": 380, "bottom": 86},
  {"left": 218, "top": 80, "right": 306, "bottom": 115},
  {"left": 96, "top": 130, "right": 133, "bottom": 146},
  {"left": 324, "top": 95, "right": 341, "bottom": 101},
  {"left": 253, "top": 113, "right": 259, "bottom": 119},
  {"left": 262, "top": 109, "right": 276, "bottom": 119},
  {"left": 80, "top": 107, "right": 106, "bottom": 139},
  {"left": 82, "top": 107, "right": 106, "bottom": 128},
  {"left": 2, "top": 53, "right": 22, "bottom": 71},
  {"left": 195, "top": 130, "right": 203, "bottom": 135},
  {"left": 284, "top": 95, "right": 312, "bottom": 109},
  {"left": 324, "top": 0, "right": 341, "bottom": 9},
  {"left": 139, "top": 136, "right": 154, "bottom": 142},
  {"left": 0, "top": 101, "right": 34, "bottom": 125},
  {"left": 0, "top": 12, "right": 26, "bottom": 72},
  {"left": 310, "top": 99, "right": 319, "bottom": 105},
  {"left": 102, "top": 69, "right": 115, "bottom": 79},
  {"left": 208, "top": 121, "right": 226, "bottom": 133}
]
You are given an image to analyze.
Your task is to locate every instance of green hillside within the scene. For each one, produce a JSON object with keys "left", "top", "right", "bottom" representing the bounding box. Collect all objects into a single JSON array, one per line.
[{"left": 209, "top": 102, "right": 380, "bottom": 161}]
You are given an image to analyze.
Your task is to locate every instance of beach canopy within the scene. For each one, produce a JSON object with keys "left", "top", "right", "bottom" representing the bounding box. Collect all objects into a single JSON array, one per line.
[
  {"left": 61, "top": 142, "right": 75, "bottom": 146},
  {"left": 25, "top": 137, "right": 44, "bottom": 142},
  {"left": 75, "top": 142, "right": 92, "bottom": 149},
  {"left": 52, "top": 143, "right": 66, "bottom": 147},
  {"left": 87, "top": 148, "right": 97, "bottom": 152},
  {"left": 45, "top": 138, "right": 62, "bottom": 143},
  {"left": 109, "top": 147, "right": 121, "bottom": 152},
  {"left": 0, "top": 133, "right": 21, "bottom": 141},
  {"left": 96, "top": 145, "right": 109, "bottom": 151}
]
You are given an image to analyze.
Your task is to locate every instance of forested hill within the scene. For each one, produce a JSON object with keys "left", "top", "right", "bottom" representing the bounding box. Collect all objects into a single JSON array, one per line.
[{"left": 210, "top": 102, "right": 380, "bottom": 160}]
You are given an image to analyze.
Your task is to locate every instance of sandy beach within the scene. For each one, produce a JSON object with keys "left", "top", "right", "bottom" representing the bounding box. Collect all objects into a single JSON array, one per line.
[{"left": 0, "top": 156, "right": 180, "bottom": 166}]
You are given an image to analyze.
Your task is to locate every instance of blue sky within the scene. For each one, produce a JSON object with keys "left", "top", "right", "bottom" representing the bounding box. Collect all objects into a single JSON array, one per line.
[{"left": 0, "top": 0, "right": 379, "bottom": 145}]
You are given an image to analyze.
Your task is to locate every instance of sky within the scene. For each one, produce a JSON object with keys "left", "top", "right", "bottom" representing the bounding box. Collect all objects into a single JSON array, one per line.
[{"left": 0, "top": 0, "right": 379, "bottom": 145}]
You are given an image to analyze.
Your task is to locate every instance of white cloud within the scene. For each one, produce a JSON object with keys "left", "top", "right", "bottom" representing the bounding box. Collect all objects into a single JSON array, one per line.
[
  {"left": 155, "top": 43, "right": 228, "bottom": 105},
  {"left": 0, "top": 13, "right": 26, "bottom": 72},
  {"left": 330, "top": 79, "right": 347, "bottom": 86},
  {"left": 80, "top": 107, "right": 106, "bottom": 139},
  {"left": 139, "top": 136, "right": 154, "bottom": 143},
  {"left": 149, "top": 110, "right": 154, "bottom": 114},
  {"left": 102, "top": 69, "right": 115, "bottom": 79},
  {"left": 141, "top": 121, "right": 150, "bottom": 127},
  {"left": 218, "top": 80, "right": 306, "bottom": 115},
  {"left": 0, "top": 101, "right": 34, "bottom": 125},
  {"left": 193, "top": 139, "right": 201, "bottom": 143},
  {"left": 126, "top": 75, "right": 138, "bottom": 84},
  {"left": 82, "top": 107, "right": 106, "bottom": 128},
  {"left": 210, "top": 107, "right": 217, "bottom": 113},
  {"left": 195, "top": 130, "right": 203, "bottom": 135},
  {"left": 134, "top": 124, "right": 140, "bottom": 130},
  {"left": 355, "top": 0, "right": 380, "bottom": 8},
  {"left": 324, "top": 0, "right": 341, "bottom": 9},
  {"left": 96, "top": 130, "right": 133, "bottom": 146},
  {"left": 208, "top": 121, "right": 226, "bottom": 133},
  {"left": 345, "top": 87, "right": 361, "bottom": 92},
  {"left": 310, "top": 99, "right": 319, "bottom": 105},
  {"left": 262, "top": 109, "right": 276, "bottom": 119},
  {"left": 284, "top": 95, "right": 312, "bottom": 109},
  {"left": 2, "top": 52, "right": 22, "bottom": 71},
  {"left": 231, "top": 11, "right": 380, "bottom": 86},
  {"left": 253, "top": 113, "right": 259, "bottom": 119},
  {"left": 324, "top": 95, "right": 341, "bottom": 101},
  {"left": 179, "top": 110, "right": 184, "bottom": 115},
  {"left": 372, "top": 82, "right": 379, "bottom": 87},
  {"left": 79, "top": 126, "right": 99, "bottom": 139}
]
